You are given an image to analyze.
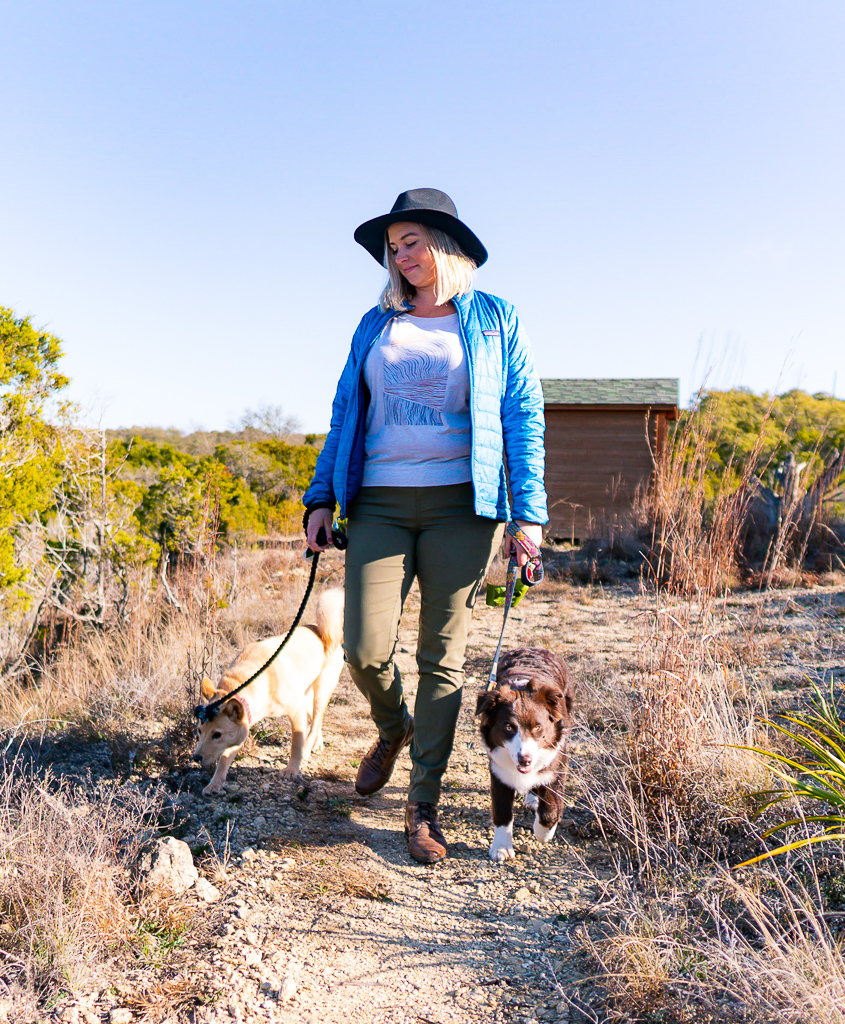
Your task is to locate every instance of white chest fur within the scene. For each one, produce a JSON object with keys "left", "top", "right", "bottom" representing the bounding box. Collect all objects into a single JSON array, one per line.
[{"left": 485, "top": 732, "right": 561, "bottom": 794}]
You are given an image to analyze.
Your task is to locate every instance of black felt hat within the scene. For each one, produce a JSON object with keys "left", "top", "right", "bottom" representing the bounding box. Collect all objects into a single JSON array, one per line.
[{"left": 354, "top": 188, "right": 488, "bottom": 268}]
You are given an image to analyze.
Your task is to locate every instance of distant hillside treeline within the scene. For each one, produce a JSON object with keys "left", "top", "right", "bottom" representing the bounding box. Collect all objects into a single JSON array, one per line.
[
  {"left": 103, "top": 425, "right": 328, "bottom": 545},
  {"left": 106, "top": 424, "right": 326, "bottom": 458},
  {"left": 106, "top": 428, "right": 325, "bottom": 546}
]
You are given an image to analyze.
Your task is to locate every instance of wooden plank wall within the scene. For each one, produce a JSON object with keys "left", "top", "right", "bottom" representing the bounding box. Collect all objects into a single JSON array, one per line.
[{"left": 544, "top": 409, "right": 660, "bottom": 541}]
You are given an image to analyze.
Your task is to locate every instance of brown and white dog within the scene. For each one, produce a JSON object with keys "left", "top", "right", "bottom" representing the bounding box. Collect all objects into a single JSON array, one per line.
[
  {"left": 193, "top": 588, "right": 344, "bottom": 795},
  {"left": 476, "top": 647, "right": 574, "bottom": 862}
]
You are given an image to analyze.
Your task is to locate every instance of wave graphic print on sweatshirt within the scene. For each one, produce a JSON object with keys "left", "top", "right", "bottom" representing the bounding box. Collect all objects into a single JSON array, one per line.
[{"left": 382, "top": 342, "right": 451, "bottom": 426}]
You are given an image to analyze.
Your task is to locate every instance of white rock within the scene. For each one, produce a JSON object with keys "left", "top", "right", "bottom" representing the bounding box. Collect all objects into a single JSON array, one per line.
[
  {"left": 109, "top": 1010, "right": 134, "bottom": 1024},
  {"left": 135, "top": 837, "right": 198, "bottom": 895},
  {"left": 193, "top": 876, "right": 222, "bottom": 903},
  {"left": 280, "top": 976, "right": 297, "bottom": 1002}
]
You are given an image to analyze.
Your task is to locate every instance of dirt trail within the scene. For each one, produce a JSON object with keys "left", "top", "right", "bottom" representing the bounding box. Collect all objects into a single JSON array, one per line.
[{"left": 166, "top": 582, "right": 620, "bottom": 1024}]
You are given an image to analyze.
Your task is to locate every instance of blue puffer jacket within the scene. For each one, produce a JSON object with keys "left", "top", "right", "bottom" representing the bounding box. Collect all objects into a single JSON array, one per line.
[{"left": 302, "top": 289, "right": 548, "bottom": 524}]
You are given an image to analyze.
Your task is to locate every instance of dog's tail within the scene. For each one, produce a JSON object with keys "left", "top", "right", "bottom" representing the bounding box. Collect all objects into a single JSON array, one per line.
[{"left": 315, "top": 587, "right": 344, "bottom": 652}]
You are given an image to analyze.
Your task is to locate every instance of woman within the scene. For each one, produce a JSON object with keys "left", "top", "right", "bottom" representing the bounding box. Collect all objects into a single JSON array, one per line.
[{"left": 303, "top": 188, "right": 547, "bottom": 864}]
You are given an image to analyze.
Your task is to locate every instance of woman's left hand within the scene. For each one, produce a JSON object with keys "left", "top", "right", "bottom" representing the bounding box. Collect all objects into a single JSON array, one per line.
[{"left": 503, "top": 521, "right": 543, "bottom": 568}]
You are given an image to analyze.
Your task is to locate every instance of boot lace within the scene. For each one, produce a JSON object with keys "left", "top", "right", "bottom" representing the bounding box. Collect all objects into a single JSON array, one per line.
[
  {"left": 414, "top": 802, "right": 437, "bottom": 828},
  {"left": 368, "top": 735, "right": 397, "bottom": 768}
]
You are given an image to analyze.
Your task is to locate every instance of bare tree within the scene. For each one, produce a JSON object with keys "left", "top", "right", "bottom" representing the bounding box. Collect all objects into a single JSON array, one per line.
[
  {"left": 746, "top": 447, "right": 845, "bottom": 581},
  {"left": 236, "top": 404, "right": 301, "bottom": 440}
]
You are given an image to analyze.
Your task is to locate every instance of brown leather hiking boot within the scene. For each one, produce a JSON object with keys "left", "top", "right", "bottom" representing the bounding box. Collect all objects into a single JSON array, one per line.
[
  {"left": 404, "top": 800, "right": 447, "bottom": 864},
  {"left": 355, "top": 719, "right": 414, "bottom": 796}
]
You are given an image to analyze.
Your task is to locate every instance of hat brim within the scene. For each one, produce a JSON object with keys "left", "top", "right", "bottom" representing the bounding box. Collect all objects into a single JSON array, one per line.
[{"left": 354, "top": 210, "right": 488, "bottom": 268}]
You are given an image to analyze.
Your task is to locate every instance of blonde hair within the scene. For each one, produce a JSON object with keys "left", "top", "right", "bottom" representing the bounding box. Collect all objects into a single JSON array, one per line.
[{"left": 379, "top": 224, "right": 477, "bottom": 312}]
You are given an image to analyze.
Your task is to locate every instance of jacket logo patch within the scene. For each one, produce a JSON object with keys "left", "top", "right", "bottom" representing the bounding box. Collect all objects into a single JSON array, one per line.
[{"left": 482, "top": 330, "right": 501, "bottom": 338}]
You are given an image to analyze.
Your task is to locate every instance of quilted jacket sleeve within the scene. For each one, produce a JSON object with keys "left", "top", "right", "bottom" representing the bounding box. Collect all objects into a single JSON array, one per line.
[
  {"left": 500, "top": 304, "right": 549, "bottom": 524},
  {"left": 301, "top": 324, "right": 361, "bottom": 509}
]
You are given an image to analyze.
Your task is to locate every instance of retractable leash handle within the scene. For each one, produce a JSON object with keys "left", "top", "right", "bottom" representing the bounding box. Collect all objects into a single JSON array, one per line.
[
  {"left": 507, "top": 522, "right": 544, "bottom": 587},
  {"left": 304, "top": 524, "right": 348, "bottom": 559},
  {"left": 486, "top": 522, "right": 544, "bottom": 692}
]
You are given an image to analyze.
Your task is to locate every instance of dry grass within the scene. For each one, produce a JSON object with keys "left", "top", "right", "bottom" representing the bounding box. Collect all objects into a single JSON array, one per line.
[
  {"left": 265, "top": 840, "right": 392, "bottom": 902},
  {"left": 110, "top": 975, "right": 210, "bottom": 1023},
  {"left": 564, "top": 572, "right": 845, "bottom": 1024},
  {"left": 0, "top": 545, "right": 330, "bottom": 741},
  {"left": 0, "top": 758, "right": 194, "bottom": 1003},
  {"left": 0, "top": 542, "right": 345, "bottom": 1015},
  {"left": 578, "top": 860, "right": 845, "bottom": 1024},
  {"left": 560, "top": 399, "right": 845, "bottom": 1021},
  {"left": 627, "top": 397, "right": 767, "bottom": 821}
]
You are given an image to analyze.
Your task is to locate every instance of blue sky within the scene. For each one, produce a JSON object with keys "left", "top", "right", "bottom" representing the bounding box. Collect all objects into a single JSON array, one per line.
[{"left": 3, "top": 1, "right": 843, "bottom": 432}]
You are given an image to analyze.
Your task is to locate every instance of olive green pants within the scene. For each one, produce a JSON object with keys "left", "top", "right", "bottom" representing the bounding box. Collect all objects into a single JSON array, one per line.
[{"left": 344, "top": 483, "right": 503, "bottom": 804}]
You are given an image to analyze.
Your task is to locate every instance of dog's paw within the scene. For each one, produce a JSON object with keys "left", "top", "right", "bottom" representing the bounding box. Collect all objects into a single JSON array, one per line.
[
  {"left": 524, "top": 791, "right": 539, "bottom": 811},
  {"left": 279, "top": 764, "right": 304, "bottom": 779},
  {"left": 202, "top": 782, "right": 224, "bottom": 796},
  {"left": 489, "top": 842, "right": 515, "bottom": 863},
  {"left": 489, "top": 824, "right": 515, "bottom": 862},
  {"left": 533, "top": 818, "right": 558, "bottom": 844}
]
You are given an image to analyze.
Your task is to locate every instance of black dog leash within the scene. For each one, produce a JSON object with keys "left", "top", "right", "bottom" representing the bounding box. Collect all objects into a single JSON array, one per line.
[
  {"left": 486, "top": 522, "right": 543, "bottom": 692},
  {"left": 193, "top": 524, "right": 347, "bottom": 724}
]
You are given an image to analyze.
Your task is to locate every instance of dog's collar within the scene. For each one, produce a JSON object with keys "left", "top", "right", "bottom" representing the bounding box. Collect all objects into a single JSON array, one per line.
[{"left": 228, "top": 693, "right": 252, "bottom": 726}]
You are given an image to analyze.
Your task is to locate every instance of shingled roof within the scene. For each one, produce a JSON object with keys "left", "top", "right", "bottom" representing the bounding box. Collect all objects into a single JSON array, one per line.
[{"left": 541, "top": 378, "right": 679, "bottom": 406}]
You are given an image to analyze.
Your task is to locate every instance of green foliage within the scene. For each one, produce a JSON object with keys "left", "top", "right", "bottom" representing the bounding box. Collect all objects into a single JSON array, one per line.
[
  {"left": 735, "top": 685, "right": 845, "bottom": 867},
  {"left": 0, "top": 304, "right": 319, "bottom": 647},
  {"left": 215, "top": 438, "right": 318, "bottom": 533},
  {"left": 41, "top": 431, "right": 163, "bottom": 621},
  {"left": 692, "top": 388, "right": 845, "bottom": 492},
  {"left": 112, "top": 438, "right": 264, "bottom": 555},
  {"left": 107, "top": 431, "right": 319, "bottom": 540},
  {"left": 0, "top": 308, "right": 69, "bottom": 594}
]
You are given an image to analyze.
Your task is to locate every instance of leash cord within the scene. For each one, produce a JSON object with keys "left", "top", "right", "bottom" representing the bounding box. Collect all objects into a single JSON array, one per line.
[
  {"left": 194, "top": 524, "right": 343, "bottom": 724},
  {"left": 486, "top": 523, "right": 543, "bottom": 692}
]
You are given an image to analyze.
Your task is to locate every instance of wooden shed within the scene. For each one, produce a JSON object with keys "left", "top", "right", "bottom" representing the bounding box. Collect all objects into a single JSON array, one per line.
[{"left": 541, "top": 378, "right": 679, "bottom": 542}]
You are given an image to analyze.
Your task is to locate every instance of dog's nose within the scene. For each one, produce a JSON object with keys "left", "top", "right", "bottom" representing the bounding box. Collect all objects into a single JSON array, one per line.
[
  {"left": 517, "top": 753, "right": 532, "bottom": 767},
  {"left": 192, "top": 752, "right": 203, "bottom": 763}
]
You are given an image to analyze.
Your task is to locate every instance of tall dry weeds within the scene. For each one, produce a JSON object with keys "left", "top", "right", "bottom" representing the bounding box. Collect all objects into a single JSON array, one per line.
[
  {"left": 564, "top": 396, "right": 845, "bottom": 1022},
  {"left": 630, "top": 395, "right": 769, "bottom": 821},
  {"left": 0, "top": 545, "right": 310, "bottom": 741}
]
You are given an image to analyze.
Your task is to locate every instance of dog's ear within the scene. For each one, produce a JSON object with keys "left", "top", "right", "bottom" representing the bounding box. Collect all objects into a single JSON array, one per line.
[
  {"left": 535, "top": 685, "right": 566, "bottom": 721},
  {"left": 475, "top": 691, "right": 496, "bottom": 717},
  {"left": 475, "top": 688, "right": 516, "bottom": 717},
  {"left": 222, "top": 699, "right": 246, "bottom": 724},
  {"left": 201, "top": 676, "right": 216, "bottom": 700}
]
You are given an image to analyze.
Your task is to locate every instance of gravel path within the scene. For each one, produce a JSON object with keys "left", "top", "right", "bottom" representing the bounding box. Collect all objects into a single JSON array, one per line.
[{"left": 161, "top": 581, "right": 616, "bottom": 1024}]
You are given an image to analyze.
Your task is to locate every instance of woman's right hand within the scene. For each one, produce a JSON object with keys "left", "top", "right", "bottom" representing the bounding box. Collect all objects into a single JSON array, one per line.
[{"left": 306, "top": 508, "right": 335, "bottom": 552}]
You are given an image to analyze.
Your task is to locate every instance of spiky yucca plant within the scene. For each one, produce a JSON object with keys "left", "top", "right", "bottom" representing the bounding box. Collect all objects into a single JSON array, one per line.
[{"left": 736, "top": 685, "right": 845, "bottom": 868}]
